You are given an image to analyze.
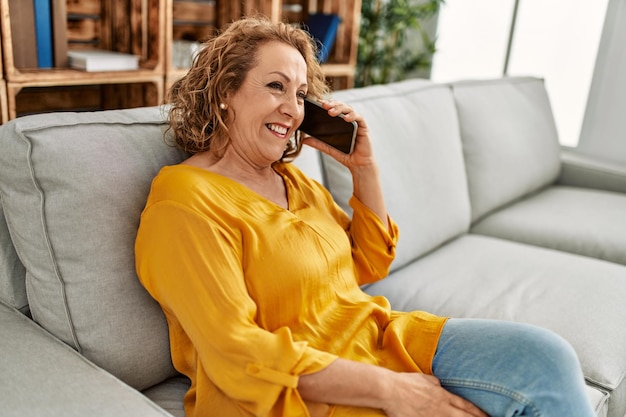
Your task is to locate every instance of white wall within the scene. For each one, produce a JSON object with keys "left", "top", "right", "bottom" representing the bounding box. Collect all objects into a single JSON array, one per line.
[
  {"left": 506, "top": 1, "right": 607, "bottom": 148},
  {"left": 431, "top": 0, "right": 608, "bottom": 148},
  {"left": 430, "top": 0, "right": 514, "bottom": 81},
  {"left": 578, "top": 0, "right": 626, "bottom": 163}
]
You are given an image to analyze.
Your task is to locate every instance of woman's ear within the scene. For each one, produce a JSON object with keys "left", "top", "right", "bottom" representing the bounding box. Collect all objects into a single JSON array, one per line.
[{"left": 219, "top": 91, "right": 231, "bottom": 111}]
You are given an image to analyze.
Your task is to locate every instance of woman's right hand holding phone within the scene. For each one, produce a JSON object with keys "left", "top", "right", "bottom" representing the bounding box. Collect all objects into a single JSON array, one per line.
[{"left": 303, "top": 99, "right": 389, "bottom": 224}]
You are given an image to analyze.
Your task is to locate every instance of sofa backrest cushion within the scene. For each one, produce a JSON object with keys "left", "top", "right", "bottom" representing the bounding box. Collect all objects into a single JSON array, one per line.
[
  {"left": 0, "top": 107, "right": 186, "bottom": 390},
  {"left": 292, "top": 142, "right": 325, "bottom": 184},
  {"left": 0, "top": 199, "right": 27, "bottom": 313},
  {"left": 451, "top": 77, "right": 561, "bottom": 222},
  {"left": 324, "top": 80, "right": 471, "bottom": 272}
]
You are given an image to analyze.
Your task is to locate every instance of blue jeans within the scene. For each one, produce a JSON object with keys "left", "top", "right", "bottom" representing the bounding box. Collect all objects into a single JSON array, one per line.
[{"left": 432, "top": 319, "right": 596, "bottom": 417}]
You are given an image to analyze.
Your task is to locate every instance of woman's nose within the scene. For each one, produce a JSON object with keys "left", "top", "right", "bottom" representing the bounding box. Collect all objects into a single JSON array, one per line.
[{"left": 281, "top": 96, "right": 303, "bottom": 119}]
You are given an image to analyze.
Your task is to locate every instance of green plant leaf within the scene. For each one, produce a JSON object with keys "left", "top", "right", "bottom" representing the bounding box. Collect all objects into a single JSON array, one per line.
[{"left": 356, "top": 0, "right": 443, "bottom": 87}]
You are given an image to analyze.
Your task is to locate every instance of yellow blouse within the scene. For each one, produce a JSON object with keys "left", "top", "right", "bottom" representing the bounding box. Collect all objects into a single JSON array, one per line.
[{"left": 135, "top": 162, "right": 447, "bottom": 417}]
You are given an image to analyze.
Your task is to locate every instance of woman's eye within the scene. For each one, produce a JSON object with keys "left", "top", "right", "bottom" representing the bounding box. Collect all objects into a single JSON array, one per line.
[
  {"left": 297, "top": 92, "right": 307, "bottom": 100},
  {"left": 268, "top": 82, "right": 284, "bottom": 91}
]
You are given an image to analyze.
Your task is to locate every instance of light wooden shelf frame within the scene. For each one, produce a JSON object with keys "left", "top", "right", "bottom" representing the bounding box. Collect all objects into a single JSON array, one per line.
[
  {"left": 0, "top": 0, "right": 360, "bottom": 122},
  {"left": 0, "top": 0, "right": 167, "bottom": 120},
  {"left": 164, "top": 0, "right": 361, "bottom": 92}
]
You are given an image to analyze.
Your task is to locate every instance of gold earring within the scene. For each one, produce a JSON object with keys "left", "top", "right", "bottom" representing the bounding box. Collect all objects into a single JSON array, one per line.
[{"left": 219, "top": 103, "right": 228, "bottom": 110}]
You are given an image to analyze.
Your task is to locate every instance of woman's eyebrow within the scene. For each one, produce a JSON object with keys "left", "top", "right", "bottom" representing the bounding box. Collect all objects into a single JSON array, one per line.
[{"left": 270, "top": 71, "right": 307, "bottom": 88}]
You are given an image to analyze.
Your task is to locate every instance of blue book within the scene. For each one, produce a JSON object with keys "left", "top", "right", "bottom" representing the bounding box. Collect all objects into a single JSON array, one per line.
[
  {"left": 33, "top": 0, "right": 53, "bottom": 68},
  {"left": 306, "top": 13, "right": 340, "bottom": 64}
]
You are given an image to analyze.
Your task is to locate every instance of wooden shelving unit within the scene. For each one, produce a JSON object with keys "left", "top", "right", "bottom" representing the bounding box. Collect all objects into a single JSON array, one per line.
[
  {"left": 0, "top": 0, "right": 360, "bottom": 122},
  {"left": 0, "top": 80, "right": 7, "bottom": 124},
  {"left": 303, "top": 0, "right": 362, "bottom": 90},
  {"left": 0, "top": 26, "right": 6, "bottom": 123},
  {"left": 166, "top": 0, "right": 362, "bottom": 91},
  {"left": 0, "top": 0, "right": 165, "bottom": 119},
  {"left": 165, "top": 0, "right": 217, "bottom": 89}
]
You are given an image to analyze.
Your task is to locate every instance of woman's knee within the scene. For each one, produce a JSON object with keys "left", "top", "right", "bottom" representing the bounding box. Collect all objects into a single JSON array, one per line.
[
  {"left": 498, "top": 321, "right": 583, "bottom": 381},
  {"left": 433, "top": 319, "right": 593, "bottom": 417},
  {"left": 434, "top": 319, "right": 584, "bottom": 384}
]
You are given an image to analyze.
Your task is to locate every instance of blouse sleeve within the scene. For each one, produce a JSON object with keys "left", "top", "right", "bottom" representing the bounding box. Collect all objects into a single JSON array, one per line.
[
  {"left": 285, "top": 163, "right": 399, "bottom": 286},
  {"left": 135, "top": 200, "right": 337, "bottom": 416},
  {"left": 296, "top": 164, "right": 399, "bottom": 287},
  {"left": 345, "top": 196, "right": 400, "bottom": 286}
]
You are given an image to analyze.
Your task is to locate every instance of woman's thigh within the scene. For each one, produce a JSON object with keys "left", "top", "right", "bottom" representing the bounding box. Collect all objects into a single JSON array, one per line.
[{"left": 432, "top": 318, "right": 596, "bottom": 417}]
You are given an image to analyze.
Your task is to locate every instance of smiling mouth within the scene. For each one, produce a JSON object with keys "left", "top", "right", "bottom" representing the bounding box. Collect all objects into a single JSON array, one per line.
[{"left": 266, "top": 123, "right": 289, "bottom": 137}]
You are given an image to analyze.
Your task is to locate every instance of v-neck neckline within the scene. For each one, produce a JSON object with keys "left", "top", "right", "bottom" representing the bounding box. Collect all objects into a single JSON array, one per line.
[{"left": 171, "top": 163, "right": 297, "bottom": 212}]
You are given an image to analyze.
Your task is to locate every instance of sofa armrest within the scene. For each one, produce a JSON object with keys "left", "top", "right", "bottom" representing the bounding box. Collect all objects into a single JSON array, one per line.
[
  {"left": 0, "top": 302, "right": 173, "bottom": 417},
  {"left": 558, "top": 147, "right": 626, "bottom": 193}
]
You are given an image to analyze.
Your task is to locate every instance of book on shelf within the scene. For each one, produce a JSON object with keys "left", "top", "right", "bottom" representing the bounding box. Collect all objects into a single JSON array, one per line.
[
  {"left": 33, "top": 0, "right": 54, "bottom": 68},
  {"left": 305, "top": 13, "right": 341, "bottom": 64},
  {"left": 67, "top": 50, "right": 140, "bottom": 72},
  {"left": 8, "top": 0, "right": 38, "bottom": 68},
  {"left": 9, "top": 0, "right": 68, "bottom": 68},
  {"left": 52, "top": 0, "right": 68, "bottom": 67}
]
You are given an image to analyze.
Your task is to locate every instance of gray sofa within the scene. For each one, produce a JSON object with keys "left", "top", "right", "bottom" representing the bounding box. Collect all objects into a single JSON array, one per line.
[{"left": 1, "top": 77, "right": 625, "bottom": 417}]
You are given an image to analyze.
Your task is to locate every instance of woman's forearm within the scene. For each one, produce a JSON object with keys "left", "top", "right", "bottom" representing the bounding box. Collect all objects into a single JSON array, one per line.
[
  {"left": 351, "top": 162, "right": 388, "bottom": 224},
  {"left": 298, "top": 358, "right": 488, "bottom": 417},
  {"left": 298, "top": 358, "right": 392, "bottom": 410}
]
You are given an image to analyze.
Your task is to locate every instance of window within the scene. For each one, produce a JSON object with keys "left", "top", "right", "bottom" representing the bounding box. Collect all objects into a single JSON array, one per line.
[{"left": 431, "top": 0, "right": 609, "bottom": 146}]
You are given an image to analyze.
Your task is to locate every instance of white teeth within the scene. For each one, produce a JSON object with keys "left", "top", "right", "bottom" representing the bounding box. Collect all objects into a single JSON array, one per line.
[{"left": 267, "top": 124, "right": 288, "bottom": 135}]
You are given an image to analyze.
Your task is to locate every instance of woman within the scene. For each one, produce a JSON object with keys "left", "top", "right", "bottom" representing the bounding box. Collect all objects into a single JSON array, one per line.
[{"left": 135, "top": 17, "right": 596, "bottom": 417}]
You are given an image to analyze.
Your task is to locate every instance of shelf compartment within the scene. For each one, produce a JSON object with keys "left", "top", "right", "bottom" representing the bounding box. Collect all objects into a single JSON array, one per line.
[
  {"left": 0, "top": 79, "right": 7, "bottom": 123},
  {"left": 1, "top": 0, "right": 165, "bottom": 82},
  {"left": 6, "top": 74, "right": 163, "bottom": 119}
]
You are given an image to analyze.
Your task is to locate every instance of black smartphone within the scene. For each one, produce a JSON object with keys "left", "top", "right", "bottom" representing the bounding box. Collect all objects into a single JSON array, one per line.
[{"left": 298, "top": 97, "right": 357, "bottom": 154}]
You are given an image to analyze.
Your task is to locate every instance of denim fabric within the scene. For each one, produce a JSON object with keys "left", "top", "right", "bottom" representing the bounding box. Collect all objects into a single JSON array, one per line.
[{"left": 433, "top": 319, "right": 596, "bottom": 417}]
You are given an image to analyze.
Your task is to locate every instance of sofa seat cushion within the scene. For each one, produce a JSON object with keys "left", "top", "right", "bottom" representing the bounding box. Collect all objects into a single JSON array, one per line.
[
  {"left": 143, "top": 375, "right": 190, "bottom": 417},
  {"left": 364, "top": 234, "right": 626, "bottom": 417},
  {"left": 0, "top": 301, "right": 173, "bottom": 417},
  {"left": 471, "top": 185, "right": 626, "bottom": 265},
  {"left": 324, "top": 80, "right": 471, "bottom": 272},
  {"left": 292, "top": 143, "right": 325, "bottom": 184},
  {"left": 0, "top": 107, "right": 187, "bottom": 390},
  {"left": 451, "top": 77, "right": 562, "bottom": 222},
  {"left": 587, "top": 385, "right": 610, "bottom": 417}
]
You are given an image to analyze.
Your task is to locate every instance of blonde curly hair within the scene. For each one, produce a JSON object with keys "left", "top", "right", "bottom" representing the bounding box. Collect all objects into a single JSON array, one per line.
[{"left": 166, "top": 16, "right": 330, "bottom": 159}]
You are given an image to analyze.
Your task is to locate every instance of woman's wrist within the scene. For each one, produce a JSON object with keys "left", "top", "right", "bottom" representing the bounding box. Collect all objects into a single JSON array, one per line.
[
  {"left": 298, "top": 358, "right": 397, "bottom": 410},
  {"left": 351, "top": 163, "right": 380, "bottom": 199},
  {"left": 350, "top": 160, "right": 379, "bottom": 179},
  {"left": 350, "top": 163, "right": 388, "bottom": 223}
]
